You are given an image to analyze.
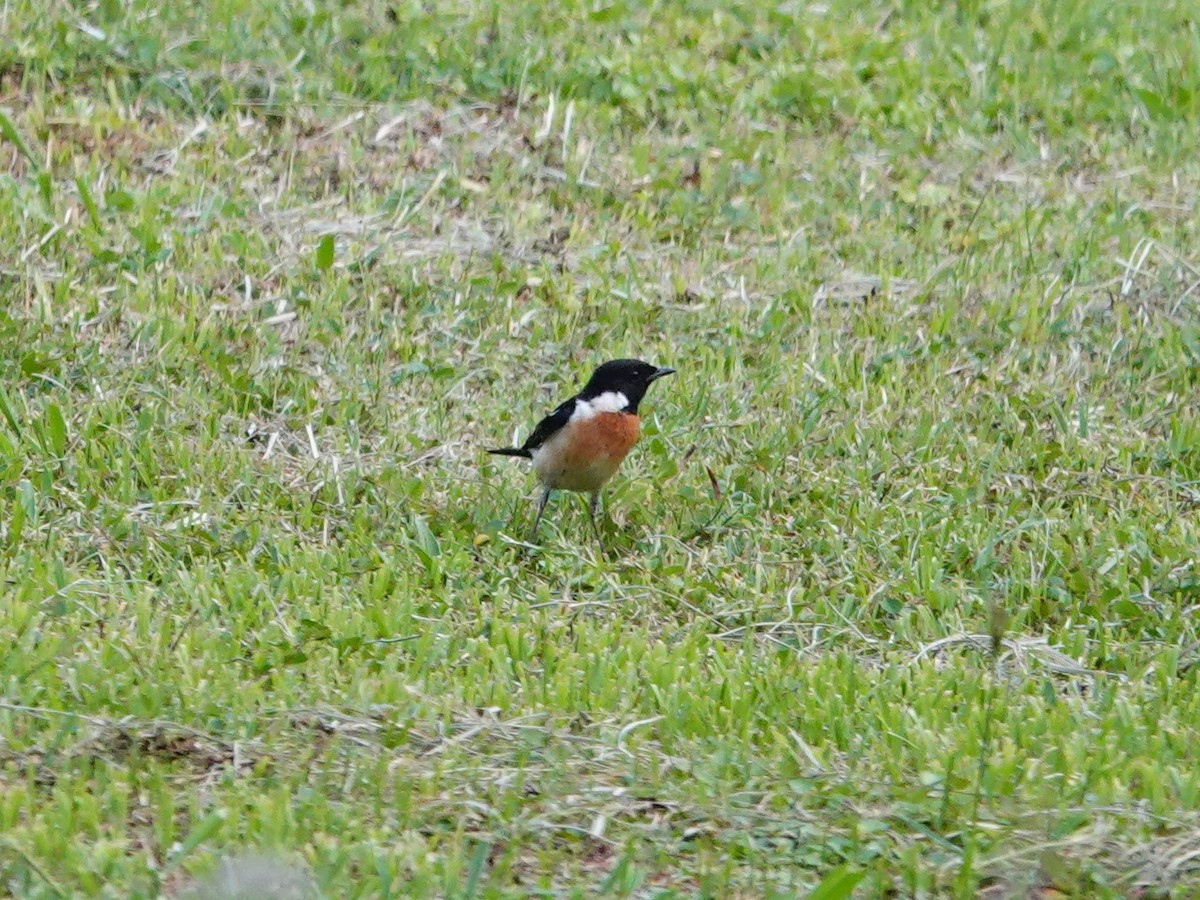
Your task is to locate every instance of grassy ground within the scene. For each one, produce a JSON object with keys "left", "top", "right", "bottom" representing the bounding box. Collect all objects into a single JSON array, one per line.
[{"left": 2, "top": 0, "right": 1200, "bottom": 896}]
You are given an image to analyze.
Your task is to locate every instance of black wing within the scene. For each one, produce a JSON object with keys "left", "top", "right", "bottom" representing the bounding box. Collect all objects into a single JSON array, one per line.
[{"left": 520, "top": 397, "right": 576, "bottom": 452}]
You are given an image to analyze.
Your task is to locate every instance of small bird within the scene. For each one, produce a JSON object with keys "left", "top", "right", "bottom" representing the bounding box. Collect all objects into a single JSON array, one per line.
[{"left": 489, "top": 358, "right": 675, "bottom": 542}]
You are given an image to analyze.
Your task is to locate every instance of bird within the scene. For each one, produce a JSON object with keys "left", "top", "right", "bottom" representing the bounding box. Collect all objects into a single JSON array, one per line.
[{"left": 488, "top": 358, "right": 675, "bottom": 542}]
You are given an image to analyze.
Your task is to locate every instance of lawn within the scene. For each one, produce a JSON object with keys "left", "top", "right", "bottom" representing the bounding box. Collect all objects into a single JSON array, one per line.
[{"left": 2, "top": 0, "right": 1200, "bottom": 896}]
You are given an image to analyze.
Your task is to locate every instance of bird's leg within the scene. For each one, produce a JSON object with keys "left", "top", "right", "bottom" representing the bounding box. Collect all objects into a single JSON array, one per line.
[
  {"left": 529, "top": 486, "right": 552, "bottom": 541},
  {"left": 587, "top": 491, "right": 604, "bottom": 545}
]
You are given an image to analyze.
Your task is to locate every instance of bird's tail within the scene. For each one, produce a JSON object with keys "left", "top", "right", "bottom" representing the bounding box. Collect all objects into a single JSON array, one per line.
[{"left": 487, "top": 447, "right": 532, "bottom": 459}]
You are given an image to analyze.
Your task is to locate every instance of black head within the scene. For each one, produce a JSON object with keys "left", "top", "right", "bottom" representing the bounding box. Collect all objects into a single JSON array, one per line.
[{"left": 579, "top": 358, "right": 675, "bottom": 412}]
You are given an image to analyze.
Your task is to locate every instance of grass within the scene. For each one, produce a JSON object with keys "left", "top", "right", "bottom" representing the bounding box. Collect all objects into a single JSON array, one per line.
[{"left": 2, "top": 0, "right": 1200, "bottom": 895}]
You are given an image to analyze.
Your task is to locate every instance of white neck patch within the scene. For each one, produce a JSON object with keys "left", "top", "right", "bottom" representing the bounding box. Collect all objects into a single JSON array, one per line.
[{"left": 573, "top": 391, "right": 629, "bottom": 418}]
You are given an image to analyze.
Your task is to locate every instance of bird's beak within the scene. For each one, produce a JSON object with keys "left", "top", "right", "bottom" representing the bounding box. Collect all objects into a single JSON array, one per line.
[{"left": 650, "top": 366, "right": 676, "bottom": 381}]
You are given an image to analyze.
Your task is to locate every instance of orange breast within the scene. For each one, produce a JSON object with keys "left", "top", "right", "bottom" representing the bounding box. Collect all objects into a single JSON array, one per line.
[
  {"left": 532, "top": 412, "right": 641, "bottom": 492},
  {"left": 566, "top": 412, "right": 640, "bottom": 466}
]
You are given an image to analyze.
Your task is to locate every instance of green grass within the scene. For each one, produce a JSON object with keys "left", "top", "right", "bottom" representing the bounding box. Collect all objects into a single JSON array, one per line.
[{"left": 2, "top": 0, "right": 1200, "bottom": 895}]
